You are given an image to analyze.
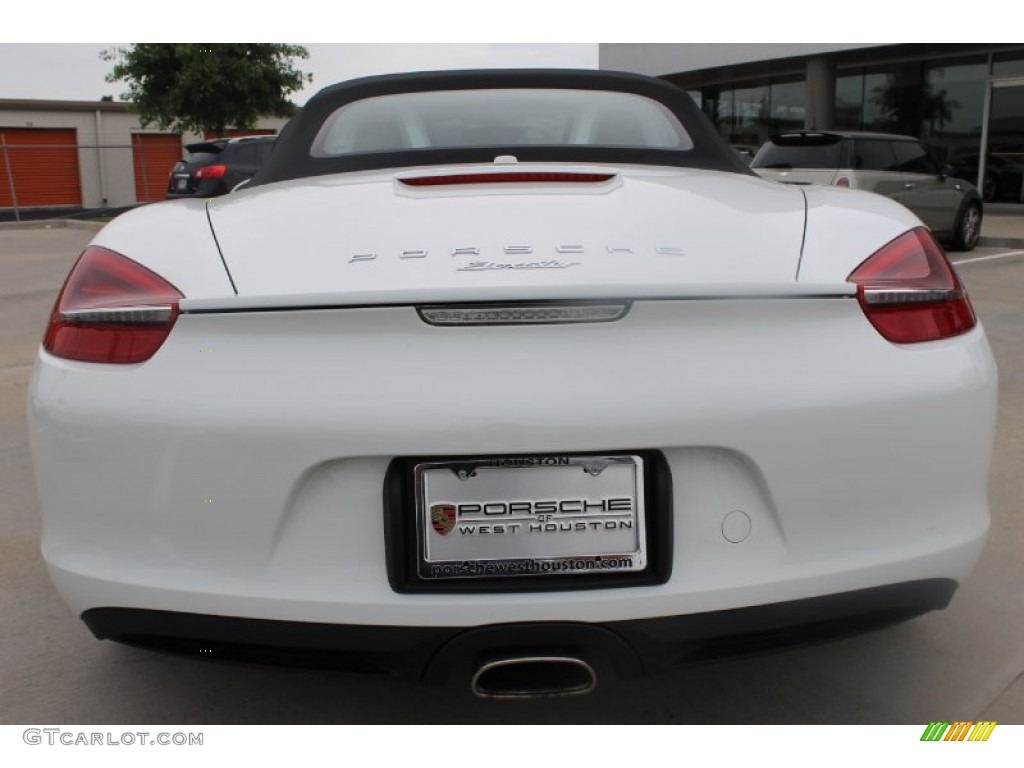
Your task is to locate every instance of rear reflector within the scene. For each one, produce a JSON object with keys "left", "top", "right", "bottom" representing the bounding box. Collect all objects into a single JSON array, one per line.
[
  {"left": 417, "top": 302, "right": 630, "bottom": 326},
  {"left": 848, "top": 227, "right": 976, "bottom": 344},
  {"left": 400, "top": 172, "right": 614, "bottom": 187},
  {"left": 43, "top": 246, "right": 183, "bottom": 363}
]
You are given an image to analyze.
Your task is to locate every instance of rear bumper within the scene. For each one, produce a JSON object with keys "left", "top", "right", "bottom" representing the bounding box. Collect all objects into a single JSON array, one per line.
[
  {"left": 166, "top": 180, "right": 226, "bottom": 199},
  {"left": 31, "top": 301, "right": 996, "bottom": 630},
  {"left": 82, "top": 578, "right": 958, "bottom": 681}
]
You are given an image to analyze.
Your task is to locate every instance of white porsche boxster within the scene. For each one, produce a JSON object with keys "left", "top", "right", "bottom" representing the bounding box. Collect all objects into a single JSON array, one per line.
[{"left": 28, "top": 70, "right": 997, "bottom": 697}]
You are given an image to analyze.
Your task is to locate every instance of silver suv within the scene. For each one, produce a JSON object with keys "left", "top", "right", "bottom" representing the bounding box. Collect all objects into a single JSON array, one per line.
[{"left": 752, "top": 131, "right": 983, "bottom": 251}]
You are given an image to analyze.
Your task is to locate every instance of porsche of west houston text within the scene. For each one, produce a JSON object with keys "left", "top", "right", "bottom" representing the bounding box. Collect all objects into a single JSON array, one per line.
[{"left": 28, "top": 69, "right": 996, "bottom": 695}]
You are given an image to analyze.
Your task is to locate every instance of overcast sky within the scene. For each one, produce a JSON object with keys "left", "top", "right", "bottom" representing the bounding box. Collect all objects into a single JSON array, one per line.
[
  {"left": 0, "top": 44, "right": 598, "bottom": 104},
  {"left": 0, "top": 0, "right": 999, "bottom": 106}
]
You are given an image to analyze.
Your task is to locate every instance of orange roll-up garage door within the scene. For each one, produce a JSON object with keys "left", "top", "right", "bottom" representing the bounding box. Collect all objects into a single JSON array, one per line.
[
  {"left": 0, "top": 128, "right": 82, "bottom": 208},
  {"left": 132, "top": 134, "right": 182, "bottom": 203}
]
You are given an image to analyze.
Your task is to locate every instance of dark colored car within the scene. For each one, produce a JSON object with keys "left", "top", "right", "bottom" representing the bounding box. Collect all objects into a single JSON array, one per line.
[
  {"left": 953, "top": 153, "right": 1024, "bottom": 203},
  {"left": 167, "top": 136, "right": 276, "bottom": 199},
  {"left": 752, "top": 131, "right": 983, "bottom": 251}
]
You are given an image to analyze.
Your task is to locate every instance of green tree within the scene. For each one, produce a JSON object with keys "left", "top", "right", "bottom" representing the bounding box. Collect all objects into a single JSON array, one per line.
[{"left": 102, "top": 44, "right": 312, "bottom": 136}]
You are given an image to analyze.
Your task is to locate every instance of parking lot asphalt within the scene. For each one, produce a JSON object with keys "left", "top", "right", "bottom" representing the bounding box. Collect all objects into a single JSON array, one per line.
[{"left": 1, "top": 227, "right": 1023, "bottom": 725}]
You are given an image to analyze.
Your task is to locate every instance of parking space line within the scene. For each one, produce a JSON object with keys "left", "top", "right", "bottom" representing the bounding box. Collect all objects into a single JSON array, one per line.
[{"left": 952, "top": 250, "right": 1024, "bottom": 266}]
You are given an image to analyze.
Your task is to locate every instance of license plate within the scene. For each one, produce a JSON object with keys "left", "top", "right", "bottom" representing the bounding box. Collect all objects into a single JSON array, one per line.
[
  {"left": 175, "top": 179, "right": 188, "bottom": 191},
  {"left": 414, "top": 455, "right": 646, "bottom": 580}
]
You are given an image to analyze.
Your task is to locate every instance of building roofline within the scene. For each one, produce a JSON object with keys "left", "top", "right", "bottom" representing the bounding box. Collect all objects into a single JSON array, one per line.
[
  {"left": 0, "top": 98, "right": 133, "bottom": 113},
  {"left": 602, "top": 43, "right": 1024, "bottom": 87}
]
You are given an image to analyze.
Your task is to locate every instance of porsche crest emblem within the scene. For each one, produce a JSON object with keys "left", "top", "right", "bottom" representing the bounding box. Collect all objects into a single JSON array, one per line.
[{"left": 431, "top": 504, "right": 456, "bottom": 536}]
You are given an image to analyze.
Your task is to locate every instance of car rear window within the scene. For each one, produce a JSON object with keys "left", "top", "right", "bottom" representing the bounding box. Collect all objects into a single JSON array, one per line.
[
  {"left": 893, "top": 142, "right": 942, "bottom": 175},
  {"left": 255, "top": 71, "right": 753, "bottom": 184},
  {"left": 752, "top": 142, "right": 843, "bottom": 170},
  {"left": 183, "top": 151, "right": 220, "bottom": 165},
  {"left": 853, "top": 140, "right": 898, "bottom": 171},
  {"left": 230, "top": 142, "right": 274, "bottom": 164},
  {"left": 311, "top": 89, "right": 694, "bottom": 156}
]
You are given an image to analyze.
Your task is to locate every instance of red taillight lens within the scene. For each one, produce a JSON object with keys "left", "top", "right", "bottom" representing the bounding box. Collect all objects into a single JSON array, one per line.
[
  {"left": 848, "top": 227, "right": 976, "bottom": 344},
  {"left": 195, "top": 164, "right": 227, "bottom": 179},
  {"left": 43, "top": 246, "right": 184, "bottom": 364}
]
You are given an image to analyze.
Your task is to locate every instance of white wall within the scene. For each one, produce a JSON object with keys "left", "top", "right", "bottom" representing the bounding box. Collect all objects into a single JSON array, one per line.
[{"left": 0, "top": 105, "right": 288, "bottom": 209}]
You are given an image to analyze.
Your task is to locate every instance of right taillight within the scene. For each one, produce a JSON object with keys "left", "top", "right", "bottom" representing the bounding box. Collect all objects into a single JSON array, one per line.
[
  {"left": 43, "top": 246, "right": 183, "bottom": 364},
  {"left": 848, "top": 227, "right": 976, "bottom": 344}
]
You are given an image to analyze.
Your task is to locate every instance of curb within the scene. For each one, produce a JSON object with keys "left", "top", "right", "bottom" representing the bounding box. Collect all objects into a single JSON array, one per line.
[
  {"left": 978, "top": 236, "right": 1024, "bottom": 249},
  {"left": 0, "top": 219, "right": 104, "bottom": 233}
]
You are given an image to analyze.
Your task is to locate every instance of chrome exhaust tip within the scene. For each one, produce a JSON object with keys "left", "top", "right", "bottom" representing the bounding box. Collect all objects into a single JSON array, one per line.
[{"left": 471, "top": 656, "right": 597, "bottom": 699}]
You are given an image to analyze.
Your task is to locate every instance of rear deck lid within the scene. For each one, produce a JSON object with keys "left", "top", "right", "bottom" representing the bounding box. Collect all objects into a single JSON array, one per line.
[{"left": 198, "top": 163, "right": 813, "bottom": 309}]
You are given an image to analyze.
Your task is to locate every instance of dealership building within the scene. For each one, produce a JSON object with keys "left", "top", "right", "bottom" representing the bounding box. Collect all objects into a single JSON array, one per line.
[
  {"left": 600, "top": 44, "right": 1024, "bottom": 205},
  {"left": 0, "top": 98, "right": 284, "bottom": 215}
]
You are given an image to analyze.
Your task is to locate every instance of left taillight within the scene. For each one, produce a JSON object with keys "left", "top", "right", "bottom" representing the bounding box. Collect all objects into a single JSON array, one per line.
[
  {"left": 43, "top": 246, "right": 184, "bottom": 364},
  {"left": 848, "top": 227, "right": 976, "bottom": 344},
  {"left": 195, "top": 164, "right": 227, "bottom": 180}
]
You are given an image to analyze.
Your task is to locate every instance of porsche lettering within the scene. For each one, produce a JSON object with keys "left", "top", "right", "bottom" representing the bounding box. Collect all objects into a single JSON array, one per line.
[
  {"left": 455, "top": 498, "right": 633, "bottom": 517},
  {"left": 349, "top": 245, "right": 687, "bottom": 263}
]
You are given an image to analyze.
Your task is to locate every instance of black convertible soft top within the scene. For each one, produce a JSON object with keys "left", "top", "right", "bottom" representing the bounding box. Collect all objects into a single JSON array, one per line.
[{"left": 254, "top": 69, "right": 753, "bottom": 184}]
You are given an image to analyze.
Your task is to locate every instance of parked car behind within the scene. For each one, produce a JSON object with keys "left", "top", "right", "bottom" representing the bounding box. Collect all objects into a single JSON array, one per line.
[
  {"left": 752, "top": 131, "right": 983, "bottom": 250},
  {"left": 167, "top": 136, "right": 276, "bottom": 199},
  {"left": 953, "top": 153, "right": 1024, "bottom": 203}
]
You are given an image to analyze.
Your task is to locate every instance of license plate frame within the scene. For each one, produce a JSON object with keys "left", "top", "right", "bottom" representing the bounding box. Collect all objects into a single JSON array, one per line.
[{"left": 383, "top": 450, "right": 672, "bottom": 593}]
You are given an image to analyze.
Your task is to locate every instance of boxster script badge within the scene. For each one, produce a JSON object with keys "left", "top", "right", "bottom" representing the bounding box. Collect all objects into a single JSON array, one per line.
[{"left": 456, "top": 260, "right": 580, "bottom": 271}]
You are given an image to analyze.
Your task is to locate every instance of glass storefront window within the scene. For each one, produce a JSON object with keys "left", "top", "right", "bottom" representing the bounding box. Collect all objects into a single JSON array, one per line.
[
  {"left": 863, "top": 68, "right": 912, "bottom": 134},
  {"left": 700, "top": 80, "right": 802, "bottom": 147},
  {"left": 835, "top": 67, "right": 915, "bottom": 134},
  {"left": 986, "top": 83, "right": 1024, "bottom": 203},
  {"left": 674, "top": 47, "right": 1022, "bottom": 205},
  {"left": 993, "top": 50, "right": 1024, "bottom": 78},
  {"left": 834, "top": 73, "right": 864, "bottom": 130},
  {"left": 701, "top": 87, "right": 733, "bottom": 142},
  {"left": 770, "top": 80, "right": 805, "bottom": 132},
  {"left": 732, "top": 83, "right": 769, "bottom": 145},
  {"left": 920, "top": 60, "right": 987, "bottom": 182}
]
